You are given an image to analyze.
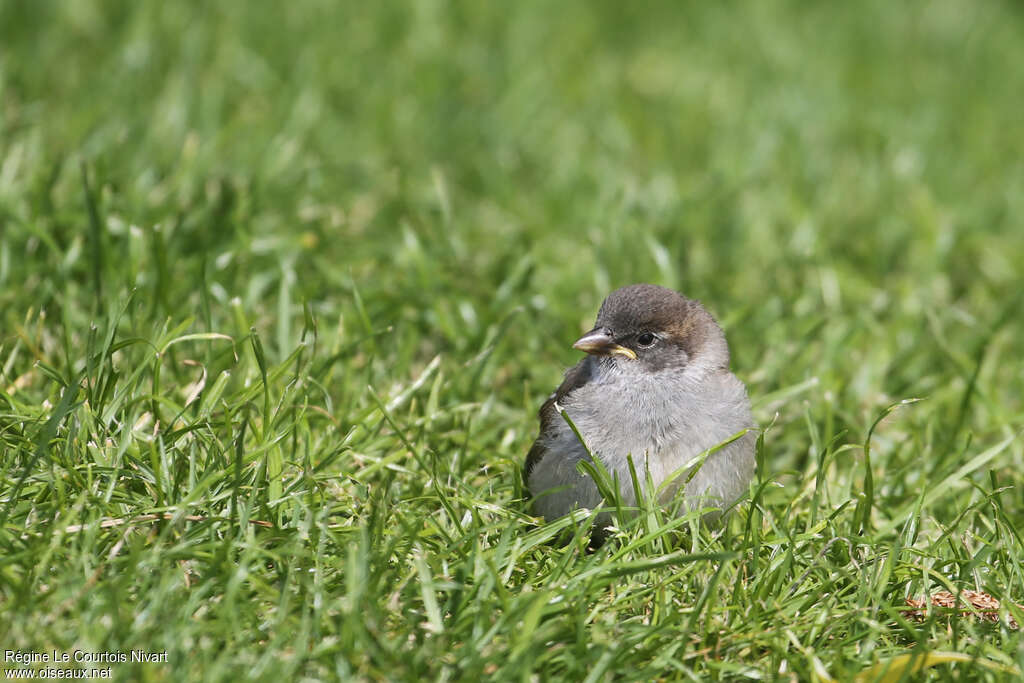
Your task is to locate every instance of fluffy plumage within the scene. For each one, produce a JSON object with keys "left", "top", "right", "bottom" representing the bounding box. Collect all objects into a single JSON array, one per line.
[{"left": 525, "top": 284, "right": 755, "bottom": 527}]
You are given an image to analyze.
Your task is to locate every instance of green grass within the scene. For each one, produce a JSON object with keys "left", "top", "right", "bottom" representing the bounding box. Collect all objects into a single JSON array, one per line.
[{"left": 2, "top": 0, "right": 1023, "bottom": 680}]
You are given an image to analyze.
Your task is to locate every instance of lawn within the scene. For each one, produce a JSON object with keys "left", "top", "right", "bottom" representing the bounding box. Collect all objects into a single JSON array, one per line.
[{"left": 1, "top": 0, "right": 1023, "bottom": 680}]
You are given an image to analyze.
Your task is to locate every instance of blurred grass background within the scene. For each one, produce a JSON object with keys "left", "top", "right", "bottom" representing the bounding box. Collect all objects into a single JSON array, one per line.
[{"left": 1, "top": 0, "right": 1023, "bottom": 680}]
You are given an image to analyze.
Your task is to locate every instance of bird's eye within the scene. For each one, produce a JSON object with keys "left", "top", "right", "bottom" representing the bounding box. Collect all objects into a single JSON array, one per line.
[{"left": 636, "top": 332, "right": 656, "bottom": 348}]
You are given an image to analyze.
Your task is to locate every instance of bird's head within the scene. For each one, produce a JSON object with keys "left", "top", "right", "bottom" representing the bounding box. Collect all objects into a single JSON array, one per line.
[{"left": 572, "top": 284, "right": 729, "bottom": 373}]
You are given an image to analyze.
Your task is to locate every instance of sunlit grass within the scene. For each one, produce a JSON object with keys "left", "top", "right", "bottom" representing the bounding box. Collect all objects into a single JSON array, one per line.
[{"left": 1, "top": 0, "right": 1022, "bottom": 680}]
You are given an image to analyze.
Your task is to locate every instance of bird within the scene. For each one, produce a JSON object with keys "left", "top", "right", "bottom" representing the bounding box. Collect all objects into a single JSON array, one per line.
[{"left": 524, "top": 284, "right": 755, "bottom": 532}]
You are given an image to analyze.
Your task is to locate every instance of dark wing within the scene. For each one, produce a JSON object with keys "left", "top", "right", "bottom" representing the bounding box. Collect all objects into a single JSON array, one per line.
[{"left": 523, "top": 357, "right": 594, "bottom": 489}]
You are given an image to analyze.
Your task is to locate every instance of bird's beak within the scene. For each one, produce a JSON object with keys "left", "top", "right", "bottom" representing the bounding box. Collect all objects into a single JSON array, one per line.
[{"left": 572, "top": 328, "right": 637, "bottom": 360}]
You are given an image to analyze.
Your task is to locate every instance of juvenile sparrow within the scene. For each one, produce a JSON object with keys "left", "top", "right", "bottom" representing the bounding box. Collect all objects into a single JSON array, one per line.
[{"left": 525, "top": 284, "right": 755, "bottom": 527}]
